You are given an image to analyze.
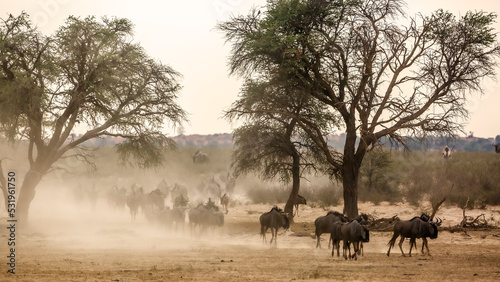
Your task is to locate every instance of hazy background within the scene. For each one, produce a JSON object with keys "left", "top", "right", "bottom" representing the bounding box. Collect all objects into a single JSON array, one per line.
[{"left": 2, "top": 0, "right": 500, "bottom": 137}]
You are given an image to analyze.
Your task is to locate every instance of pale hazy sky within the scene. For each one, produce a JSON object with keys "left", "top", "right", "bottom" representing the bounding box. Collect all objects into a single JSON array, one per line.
[{"left": 3, "top": 0, "right": 500, "bottom": 138}]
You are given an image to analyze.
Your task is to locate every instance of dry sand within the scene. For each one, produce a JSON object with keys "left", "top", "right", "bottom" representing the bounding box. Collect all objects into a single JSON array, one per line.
[{"left": 1, "top": 197, "right": 500, "bottom": 281}]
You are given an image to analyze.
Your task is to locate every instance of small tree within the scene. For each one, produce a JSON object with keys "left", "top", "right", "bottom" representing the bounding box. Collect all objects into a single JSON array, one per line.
[
  {"left": 0, "top": 14, "right": 186, "bottom": 220},
  {"left": 226, "top": 76, "right": 336, "bottom": 217}
]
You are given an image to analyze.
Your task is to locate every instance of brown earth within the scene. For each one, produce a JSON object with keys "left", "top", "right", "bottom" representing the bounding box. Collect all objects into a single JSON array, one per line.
[{"left": 1, "top": 201, "right": 500, "bottom": 281}]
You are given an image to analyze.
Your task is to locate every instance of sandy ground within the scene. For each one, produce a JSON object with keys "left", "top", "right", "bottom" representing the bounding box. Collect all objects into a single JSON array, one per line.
[{"left": 1, "top": 201, "right": 500, "bottom": 281}]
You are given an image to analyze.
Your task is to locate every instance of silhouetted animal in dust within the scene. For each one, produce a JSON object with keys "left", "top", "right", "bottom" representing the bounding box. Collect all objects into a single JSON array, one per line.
[{"left": 259, "top": 206, "right": 290, "bottom": 246}]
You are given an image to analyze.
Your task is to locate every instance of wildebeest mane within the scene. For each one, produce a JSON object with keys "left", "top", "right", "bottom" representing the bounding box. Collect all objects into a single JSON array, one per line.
[
  {"left": 270, "top": 206, "right": 283, "bottom": 213},
  {"left": 327, "top": 211, "right": 343, "bottom": 217}
]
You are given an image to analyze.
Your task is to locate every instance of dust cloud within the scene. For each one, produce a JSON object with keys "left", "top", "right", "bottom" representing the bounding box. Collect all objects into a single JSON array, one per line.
[{"left": 6, "top": 147, "right": 267, "bottom": 254}]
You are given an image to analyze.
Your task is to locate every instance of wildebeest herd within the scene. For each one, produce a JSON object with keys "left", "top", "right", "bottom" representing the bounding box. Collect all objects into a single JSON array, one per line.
[
  {"left": 260, "top": 204, "right": 443, "bottom": 261},
  {"left": 71, "top": 173, "right": 235, "bottom": 236},
  {"left": 73, "top": 173, "right": 443, "bottom": 260}
]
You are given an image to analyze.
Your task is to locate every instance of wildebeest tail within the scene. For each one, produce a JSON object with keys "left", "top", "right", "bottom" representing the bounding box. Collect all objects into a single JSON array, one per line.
[{"left": 387, "top": 238, "right": 396, "bottom": 248}]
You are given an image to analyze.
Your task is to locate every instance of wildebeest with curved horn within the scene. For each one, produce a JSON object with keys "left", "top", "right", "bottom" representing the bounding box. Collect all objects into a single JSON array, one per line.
[
  {"left": 442, "top": 146, "right": 452, "bottom": 158},
  {"left": 188, "top": 204, "right": 224, "bottom": 235},
  {"left": 192, "top": 150, "right": 209, "bottom": 163},
  {"left": 292, "top": 194, "right": 307, "bottom": 217},
  {"left": 338, "top": 220, "right": 370, "bottom": 260},
  {"left": 351, "top": 213, "right": 371, "bottom": 256},
  {"left": 387, "top": 215, "right": 442, "bottom": 257},
  {"left": 260, "top": 206, "right": 290, "bottom": 246},
  {"left": 314, "top": 211, "right": 348, "bottom": 249}
]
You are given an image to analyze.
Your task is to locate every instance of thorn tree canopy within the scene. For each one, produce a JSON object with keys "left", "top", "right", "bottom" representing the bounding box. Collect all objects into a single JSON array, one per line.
[
  {"left": 0, "top": 13, "right": 187, "bottom": 220},
  {"left": 218, "top": 0, "right": 500, "bottom": 217},
  {"left": 225, "top": 74, "right": 339, "bottom": 217}
]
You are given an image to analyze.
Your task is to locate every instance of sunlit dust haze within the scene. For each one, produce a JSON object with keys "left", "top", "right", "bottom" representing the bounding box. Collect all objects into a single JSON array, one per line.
[
  {"left": 1, "top": 0, "right": 499, "bottom": 137},
  {"left": 9, "top": 145, "right": 266, "bottom": 253}
]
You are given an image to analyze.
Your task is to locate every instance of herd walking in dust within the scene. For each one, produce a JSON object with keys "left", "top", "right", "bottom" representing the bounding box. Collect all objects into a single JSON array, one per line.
[
  {"left": 72, "top": 149, "right": 452, "bottom": 262},
  {"left": 260, "top": 203, "right": 443, "bottom": 261},
  {"left": 72, "top": 149, "right": 235, "bottom": 236}
]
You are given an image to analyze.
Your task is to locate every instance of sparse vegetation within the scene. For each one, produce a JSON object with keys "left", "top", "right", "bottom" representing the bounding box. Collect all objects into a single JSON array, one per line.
[{"left": 1, "top": 139, "right": 499, "bottom": 212}]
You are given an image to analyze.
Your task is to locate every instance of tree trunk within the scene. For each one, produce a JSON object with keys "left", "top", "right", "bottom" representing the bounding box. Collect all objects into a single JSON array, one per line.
[
  {"left": 17, "top": 169, "right": 42, "bottom": 222},
  {"left": 342, "top": 169, "right": 359, "bottom": 219},
  {"left": 0, "top": 159, "right": 8, "bottom": 212},
  {"left": 285, "top": 154, "right": 301, "bottom": 222},
  {"left": 342, "top": 129, "right": 362, "bottom": 219}
]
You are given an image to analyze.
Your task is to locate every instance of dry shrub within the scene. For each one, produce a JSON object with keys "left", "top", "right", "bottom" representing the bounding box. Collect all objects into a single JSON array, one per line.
[
  {"left": 245, "top": 185, "right": 288, "bottom": 204},
  {"left": 300, "top": 184, "right": 342, "bottom": 208},
  {"left": 359, "top": 148, "right": 401, "bottom": 205}
]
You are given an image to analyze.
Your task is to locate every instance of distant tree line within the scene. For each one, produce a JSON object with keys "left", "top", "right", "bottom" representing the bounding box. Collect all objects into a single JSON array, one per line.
[{"left": 326, "top": 134, "right": 500, "bottom": 152}]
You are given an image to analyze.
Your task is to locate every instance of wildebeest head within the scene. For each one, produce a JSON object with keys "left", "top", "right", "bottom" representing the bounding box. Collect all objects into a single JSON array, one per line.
[
  {"left": 294, "top": 195, "right": 307, "bottom": 205},
  {"left": 428, "top": 217, "right": 442, "bottom": 239},
  {"left": 281, "top": 212, "right": 290, "bottom": 230},
  {"left": 360, "top": 224, "right": 370, "bottom": 242}
]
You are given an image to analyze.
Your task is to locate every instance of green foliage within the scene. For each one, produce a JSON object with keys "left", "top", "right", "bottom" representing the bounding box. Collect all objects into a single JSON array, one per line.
[
  {"left": 389, "top": 151, "right": 500, "bottom": 209},
  {"left": 0, "top": 13, "right": 186, "bottom": 171},
  {"left": 359, "top": 147, "right": 401, "bottom": 204},
  {"left": 219, "top": 0, "right": 500, "bottom": 217}
]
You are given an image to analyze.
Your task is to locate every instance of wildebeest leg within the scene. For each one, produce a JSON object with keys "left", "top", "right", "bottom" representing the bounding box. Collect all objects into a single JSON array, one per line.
[
  {"left": 422, "top": 238, "right": 430, "bottom": 255},
  {"left": 352, "top": 241, "right": 359, "bottom": 260},
  {"left": 358, "top": 242, "right": 364, "bottom": 256},
  {"left": 271, "top": 227, "right": 278, "bottom": 246},
  {"left": 261, "top": 226, "right": 268, "bottom": 243},
  {"left": 316, "top": 233, "right": 321, "bottom": 249},
  {"left": 328, "top": 235, "right": 332, "bottom": 249},
  {"left": 269, "top": 227, "right": 275, "bottom": 245},
  {"left": 331, "top": 239, "right": 339, "bottom": 257},
  {"left": 408, "top": 238, "right": 415, "bottom": 257},
  {"left": 343, "top": 240, "right": 352, "bottom": 260},
  {"left": 335, "top": 240, "right": 340, "bottom": 257},
  {"left": 398, "top": 237, "right": 406, "bottom": 257},
  {"left": 342, "top": 240, "right": 348, "bottom": 260}
]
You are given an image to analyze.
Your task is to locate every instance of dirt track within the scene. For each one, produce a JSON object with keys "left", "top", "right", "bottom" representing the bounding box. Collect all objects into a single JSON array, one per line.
[{"left": 1, "top": 202, "right": 500, "bottom": 281}]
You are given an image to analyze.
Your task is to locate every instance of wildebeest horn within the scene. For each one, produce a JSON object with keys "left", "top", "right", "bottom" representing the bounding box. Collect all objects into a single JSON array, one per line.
[{"left": 436, "top": 217, "right": 442, "bottom": 226}]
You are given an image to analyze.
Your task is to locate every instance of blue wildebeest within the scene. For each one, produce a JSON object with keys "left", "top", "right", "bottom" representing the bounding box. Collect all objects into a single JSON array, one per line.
[
  {"left": 193, "top": 150, "right": 209, "bottom": 163},
  {"left": 314, "top": 211, "right": 348, "bottom": 249},
  {"left": 143, "top": 188, "right": 166, "bottom": 210},
  {"left": 442, "top": 146, "right": 452, "bottom": 158},
  {"left": 188, "top": 204, "right": 224, "bottom": 236},
  {"left": 125, "top": 184, "right": 144, "bottom": 220},
  {"left": 387, "top": 215, "right": 442, "bottom": 257},
  {"left": 260, "top": 206, "right": 290, "bottom": 246},
  {"left": 330, "top": 221, "right": 345, "bottom": 257},
  {"left": 106, "top": 185, "right": 126, "bottom": 210},
  {"left": 349, "top": 213, "right": 371, "bottom": 257},
  {"left": 292, "top": 194, "right": 307, "bottom": 217},
  {"left": 338, "top": 220, "right": 370, "bottom": 260},
  {"left": 220, "top": 193, "right": 229, "bottom": 214}
]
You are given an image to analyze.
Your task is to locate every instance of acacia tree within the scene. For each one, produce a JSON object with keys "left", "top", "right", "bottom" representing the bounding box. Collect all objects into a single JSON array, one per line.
[
  {"left": 219, "top": 0, "right": 500, "bottom": 217},
  {"left": 225, "top": 75, "right": 336, "bottom": 218},
  {"left": 0, "top": 13, "right": 186, "bottom": 220}
]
